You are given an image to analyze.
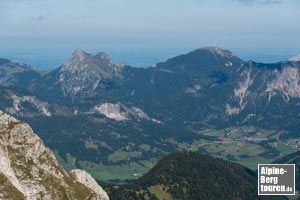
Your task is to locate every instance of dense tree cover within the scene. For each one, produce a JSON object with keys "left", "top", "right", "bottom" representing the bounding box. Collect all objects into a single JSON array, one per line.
[
  {"left": 26, "top": 115, "right": 205, "bottom": 166},
  {"left": 104, "top": 152, "right": 287, "bottom": 200}
]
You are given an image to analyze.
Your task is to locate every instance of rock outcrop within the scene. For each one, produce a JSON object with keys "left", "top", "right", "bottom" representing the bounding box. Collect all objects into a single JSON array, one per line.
[
  {"left": 70, "top": 169, "right": 109, "bottom": 200},
  {"left": 0, "top": 110, "right": 109, "bottom": 200}
]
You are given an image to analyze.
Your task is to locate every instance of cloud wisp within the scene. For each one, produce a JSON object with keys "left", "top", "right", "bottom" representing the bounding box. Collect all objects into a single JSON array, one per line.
[
  {"left": 30, "top": 15, "right": 45, "bottom": 21},
  {"left": 237, "top": 0, "right": 283, "bottom": 6}
]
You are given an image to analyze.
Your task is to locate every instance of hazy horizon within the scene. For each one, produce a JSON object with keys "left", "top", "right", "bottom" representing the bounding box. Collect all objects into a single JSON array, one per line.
[
  {"left": 1, "top": 0, "right": 299, "bottom": 69},
  {"left": 0, "top": 46, "right": 299, "bottom": 70}
]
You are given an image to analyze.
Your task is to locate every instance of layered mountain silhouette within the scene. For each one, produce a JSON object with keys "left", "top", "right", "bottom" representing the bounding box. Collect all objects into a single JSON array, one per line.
[
  {"left": 7, "top": 46, "right": 298, "bottom": 133},
  {"left": 0, "top": 47, "right": 299, "bottom": 185}
]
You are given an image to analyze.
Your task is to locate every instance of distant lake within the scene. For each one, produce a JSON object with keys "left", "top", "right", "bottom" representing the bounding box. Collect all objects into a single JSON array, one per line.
[{"left": 0, "top": 48, "right": 298, "bottom": 70}]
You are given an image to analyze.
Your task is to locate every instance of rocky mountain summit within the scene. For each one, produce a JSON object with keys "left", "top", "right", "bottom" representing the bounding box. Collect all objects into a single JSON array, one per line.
[
  {"left": 289, "top": 55, "right": 300, "bottom": 62},
  {"left": 0, "top": 110, "right": 109, "bottom": 200},
  {"left": 33, "top": 48, "right": 124, "bottom": 102}
]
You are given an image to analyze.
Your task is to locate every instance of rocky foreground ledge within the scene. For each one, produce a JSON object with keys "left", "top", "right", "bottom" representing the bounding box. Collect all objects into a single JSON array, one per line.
[{"left": 0, "top": 110, "right": 109, "bottom": 200}]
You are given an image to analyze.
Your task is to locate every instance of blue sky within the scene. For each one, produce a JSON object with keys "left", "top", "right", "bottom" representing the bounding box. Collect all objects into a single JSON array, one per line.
[{"left": 0, "top": 0, "right": 299, "bottom": 68}]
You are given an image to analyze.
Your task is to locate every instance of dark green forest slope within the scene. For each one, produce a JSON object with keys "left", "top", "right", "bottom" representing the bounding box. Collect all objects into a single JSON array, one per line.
[{"left": 104, "top": 152, "right": 287, "bottom": 200}]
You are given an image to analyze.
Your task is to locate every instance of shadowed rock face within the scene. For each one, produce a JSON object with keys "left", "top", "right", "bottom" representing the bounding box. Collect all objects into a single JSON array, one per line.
[{"left": 0, "top": 110, "right": 109, "bottom": 200}]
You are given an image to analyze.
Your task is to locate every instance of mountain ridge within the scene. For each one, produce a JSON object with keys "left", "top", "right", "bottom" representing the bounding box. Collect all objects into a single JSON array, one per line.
[
  {"left": 0, "top": 47, "right": 300, "bottom": 184},
  {"left": 0, "top": 109, "right": 109, "bottom": 200},
  {"left": 0, "top": 58, "right": 41, "bottom": 88}
]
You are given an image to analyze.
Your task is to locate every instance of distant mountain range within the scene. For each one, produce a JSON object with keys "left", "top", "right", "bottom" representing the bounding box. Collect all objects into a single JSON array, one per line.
[
  {"left": 0, "top": 47, "right": 299, "bottom": 183},
  {"left": 2, "top": 47, "right": 300, "bottom": 131}
]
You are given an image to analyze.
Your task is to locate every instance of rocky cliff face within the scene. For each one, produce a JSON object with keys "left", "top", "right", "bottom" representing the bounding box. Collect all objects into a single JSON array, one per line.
[{"left": 0, "top": 110, "right": 109, "bottom": 200}]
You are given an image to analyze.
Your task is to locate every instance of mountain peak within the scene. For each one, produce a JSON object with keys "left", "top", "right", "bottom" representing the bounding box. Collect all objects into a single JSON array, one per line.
[
  {"left": 72, "top": 48, "right": 88, "bottom": 55},
  {"left": 201, "top": 46, "right": 234, "bottom": 57},
  {"left": 70, "top": 48, "right": 91, "bottom": 62},
  {"left": 156, "top": 46, "right": 244, "bottom": 72},
  {"left": 53, "top": 49, "right": 123, "bottom": 97},
  {"left": 289, "top": 55, "right": 300, "bottom": 62},
  {"left": 93, "top": 52, "right": 112, "bottom": 64},
  {"left": 68, "top": 49, "right": 112, "bottom": 64},
  {"left": 62, "top": 48, "right": 92, "bottom": 70}
]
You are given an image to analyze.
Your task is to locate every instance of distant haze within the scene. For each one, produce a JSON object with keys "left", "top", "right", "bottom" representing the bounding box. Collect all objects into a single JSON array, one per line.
[
  {"left": 0, "top": 47, "right": 299, "bottom": 70},
  {"left": 0, "top": 0, "right": 299, "bottom": 69}
]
